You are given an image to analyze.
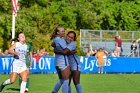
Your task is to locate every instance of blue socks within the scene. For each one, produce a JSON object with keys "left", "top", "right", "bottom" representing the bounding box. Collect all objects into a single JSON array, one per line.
[
  {"left": 52, "top": 79, "right": 71, "bottom": 93},
  {"left": 75, "top": 84, "right": 82, "bottom": 93},
  {"left": 68, "top": 85, "right": 71, "bottom": 93},
  {"left": 62, "top": 79, "right": 69, "bottom": 93},
  {"left": 52, "top": 79, "right": 63, "bottom": 93}
]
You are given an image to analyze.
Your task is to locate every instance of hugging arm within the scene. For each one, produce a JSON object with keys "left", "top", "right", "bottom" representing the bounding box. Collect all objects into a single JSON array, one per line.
[
  {"left": 54, "top": 48, "right": 70, "bottom": 55},
  {"left": 51, "top": 42, "right": 56, "bottom": 47},
  {"left": 54, "top": 48, "right": 76, "bottom": 55}
]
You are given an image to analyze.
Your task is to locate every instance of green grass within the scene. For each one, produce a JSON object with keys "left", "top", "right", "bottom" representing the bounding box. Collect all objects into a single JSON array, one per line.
[{"left": 0, "top": 73, "right": 140, "bottom": 93}]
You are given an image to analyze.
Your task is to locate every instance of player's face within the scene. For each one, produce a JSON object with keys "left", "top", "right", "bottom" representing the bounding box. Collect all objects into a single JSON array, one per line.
[
  {"left": 57, "top": 28, "right": 65, "bottom": 37},
  {"left": 66, "top": 33, "right": 74, "bottom": 43},
  {"left": 18, "top": 33, "right": 25, "bottom": 42}
]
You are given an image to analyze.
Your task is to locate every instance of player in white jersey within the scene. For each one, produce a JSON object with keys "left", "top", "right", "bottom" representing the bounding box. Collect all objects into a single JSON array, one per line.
[
  {"left": 0, "top": 32, "right": 28, "bottom": 93},
  {"left": 19, "top": 42, "right": 33, "bottom": 92},
  {"left": 53, "top": 31, "right": 82, "bottom": 93},
  {"left": 51, "top": 26, "right": 71, "bottom": 93}
]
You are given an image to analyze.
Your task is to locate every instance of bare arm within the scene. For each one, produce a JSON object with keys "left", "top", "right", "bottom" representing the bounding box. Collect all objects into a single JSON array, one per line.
[
  {"left": 51, "top": 42, "right": 56, "bottom": 47},
  {"left": 8, "top": 43, "right": 20, "bottom": 56},
  {"left": 54, "top": 48, "right": 70, "bottom": 55},
  {"left": 54, "top": 48, "right": 76, "bottom": 55},
  {"left": 68, "top": 50, "right": 76, "bottom": 55}
]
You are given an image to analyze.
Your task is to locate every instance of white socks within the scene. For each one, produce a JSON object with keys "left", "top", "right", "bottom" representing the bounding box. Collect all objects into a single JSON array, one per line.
[
  {"left": 2, "top": 79, "right": 27, "bottom": 93},
  {"left": 20, "top": 81, "right": 27, "bottom": 93},
  {"left": 3, "top": 79, "right": 10, "bottom": 86}
]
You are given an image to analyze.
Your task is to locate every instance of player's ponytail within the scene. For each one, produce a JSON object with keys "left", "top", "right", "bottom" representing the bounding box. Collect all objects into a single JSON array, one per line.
[{"left": 50, "top": 26, "right": 64, "bottom": 40}]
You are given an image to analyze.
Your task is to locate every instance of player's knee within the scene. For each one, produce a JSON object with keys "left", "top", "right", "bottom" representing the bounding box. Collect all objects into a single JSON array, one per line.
[
  {"left": 10, "top": 80, "right": 15, "bottom": 84},
  {"left": 22, "top": 79, "right": 27, "bottom": 82},
  {"left": 21, "top": 77, "right": 27, "bottom": 82},
  {"left": 74, "top": 82, "right": 80, "bottom": 85},
  {"left": 73, "top": 79, "right": 80, "bottom": 85}
]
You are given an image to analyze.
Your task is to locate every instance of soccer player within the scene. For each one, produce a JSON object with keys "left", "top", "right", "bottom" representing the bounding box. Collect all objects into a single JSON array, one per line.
[
  {"left": 19, "top": 42, "right": 33, "bottom": 92},
  {"left": 53, "top": 31, "right": 82, "bottom": 93},
  {"left": 25, "top": 42, "right": 33, "bottom": 92},
  {"left": 0, "top": 32, "right": 28, "bottom": 93},
  {"left": 51, "top": 26, "right": 71, "bottom": 93}
]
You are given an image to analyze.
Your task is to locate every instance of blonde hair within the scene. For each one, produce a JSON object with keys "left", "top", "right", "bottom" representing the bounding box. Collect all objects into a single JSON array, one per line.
[{"left": 50, "top": 26, "right": 64, "bottom": 40}]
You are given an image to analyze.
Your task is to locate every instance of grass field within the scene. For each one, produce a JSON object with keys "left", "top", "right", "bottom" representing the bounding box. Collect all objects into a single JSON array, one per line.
[{"left": 0, "top": 73, "right": 140, "bottom": 93}]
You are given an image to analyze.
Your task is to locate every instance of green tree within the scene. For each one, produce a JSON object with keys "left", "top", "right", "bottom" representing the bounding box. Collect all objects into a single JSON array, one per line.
[{"left": 1, "top": 0, "right": 140, "bottom": 55}]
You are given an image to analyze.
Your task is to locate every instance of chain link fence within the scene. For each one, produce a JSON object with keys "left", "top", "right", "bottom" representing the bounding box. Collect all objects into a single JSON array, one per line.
[{"left": 80, "top": 29, "right": 140, "bottom": 57}]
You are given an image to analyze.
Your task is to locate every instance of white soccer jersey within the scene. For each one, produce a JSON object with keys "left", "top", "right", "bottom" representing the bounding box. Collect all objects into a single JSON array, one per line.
[
  {"left": 11, "top": 42, "right": 28, "bottom": 73},
  {"left": 53, "top": 37, "right": 69, "bottom": 70},
  {"left": 14, "top": 42, "right": 28, "bottom": 62}
]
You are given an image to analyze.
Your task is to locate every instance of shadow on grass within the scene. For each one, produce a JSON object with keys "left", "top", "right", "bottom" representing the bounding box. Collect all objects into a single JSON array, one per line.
[{"left": 7, "top": 88, "right": 20, "bottom": 91}]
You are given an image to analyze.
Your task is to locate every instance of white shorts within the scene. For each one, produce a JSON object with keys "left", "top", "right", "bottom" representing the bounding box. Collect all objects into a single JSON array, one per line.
[
  {"left": 11, "top": 59, "right": 27, "bottom": 74},
  {"left": 55, "top": 65, "right": 69, "bottom": 71}
]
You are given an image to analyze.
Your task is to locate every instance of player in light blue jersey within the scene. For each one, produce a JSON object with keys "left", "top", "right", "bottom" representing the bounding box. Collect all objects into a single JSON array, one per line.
[
  {"left": 51, "top": 26, "right": 71, "bottom": 93},
  {"left": 0, "top": 32, "right": 28, "bottom": 93},
  {"left": 53, "top": 31, "right": 82, "bottom": 93},
  {"left": 66, "top": 32, "right": 82, "bottom": 93}
]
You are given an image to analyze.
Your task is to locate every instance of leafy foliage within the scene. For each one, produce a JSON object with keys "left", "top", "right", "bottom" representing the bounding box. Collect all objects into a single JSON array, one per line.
[{"left": 0, "top": 0, "right": 140, "bottom": 55}]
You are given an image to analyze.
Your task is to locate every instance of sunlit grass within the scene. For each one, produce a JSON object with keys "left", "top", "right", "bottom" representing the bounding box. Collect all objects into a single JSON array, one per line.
[{"left": 0, "top": 73, "right": 140, "bottom": 93}]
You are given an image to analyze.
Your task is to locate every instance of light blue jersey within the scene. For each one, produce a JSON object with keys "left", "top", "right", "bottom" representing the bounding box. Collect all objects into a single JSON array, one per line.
[
  {"left": 54, "top": 37, "right": 69, "bottom": 70},
  {"left": 67, "top": 41, "right": 81, "bottom": 71}
]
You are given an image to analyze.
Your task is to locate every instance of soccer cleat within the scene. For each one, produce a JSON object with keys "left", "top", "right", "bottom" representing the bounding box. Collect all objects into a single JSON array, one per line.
[{"left": 0, "top": 82, "right": 5, "bottom": 92}]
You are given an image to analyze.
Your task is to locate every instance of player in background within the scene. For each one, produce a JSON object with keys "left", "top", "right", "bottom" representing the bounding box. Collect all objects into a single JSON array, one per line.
[{"left": 25, "top": 42, "right": 33, "bottom": 92}]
